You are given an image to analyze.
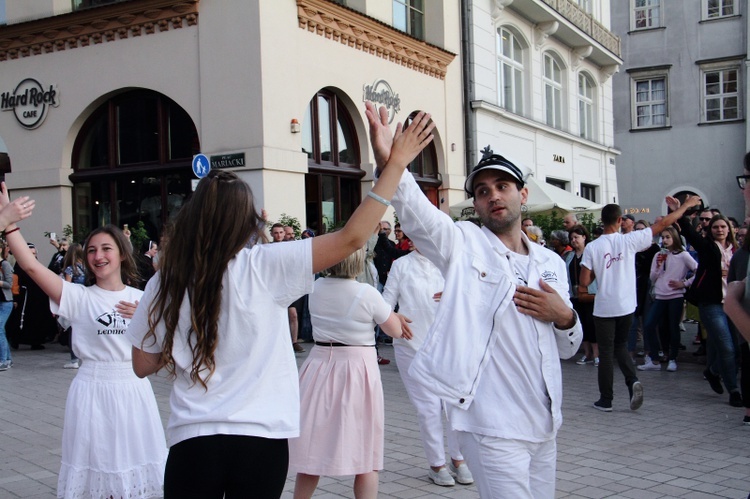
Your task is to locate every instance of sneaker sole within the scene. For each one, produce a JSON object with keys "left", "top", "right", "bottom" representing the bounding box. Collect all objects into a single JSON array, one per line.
[
  {"left": 428, "top": 476, "right": 455, "bottom": 487},
  {"left": 630, "top": 381, "right": 644, "bottom": 410},
  {"left": 593, "top": 403, "right": 612, "bottom": 412}
]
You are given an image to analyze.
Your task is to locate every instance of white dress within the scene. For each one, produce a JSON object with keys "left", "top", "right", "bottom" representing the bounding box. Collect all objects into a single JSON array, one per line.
[{"left": 51, "top": 282, "right": 167, "bottom": 499}]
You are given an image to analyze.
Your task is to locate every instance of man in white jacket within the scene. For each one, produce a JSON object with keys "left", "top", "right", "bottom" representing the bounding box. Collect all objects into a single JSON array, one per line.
[{"left": 366, "top": 103, "right": 582, "bottom": 498}]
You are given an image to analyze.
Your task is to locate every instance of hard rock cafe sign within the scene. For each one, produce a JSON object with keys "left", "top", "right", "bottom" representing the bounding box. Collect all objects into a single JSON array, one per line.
[
  {"left": 363, "top": 79, "right": 401, "bottom": 124},
  {"left": 1, "top": 78, "right": 59, "bottom": 130}
]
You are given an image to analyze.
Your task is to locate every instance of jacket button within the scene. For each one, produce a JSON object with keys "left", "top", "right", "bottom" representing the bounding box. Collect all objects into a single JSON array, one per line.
[
  {"left": 459, "top": 398, "right": 465, "bottom": 404},
  {"left": 480, "top": 272, "right": 486, "bottom": 278}
]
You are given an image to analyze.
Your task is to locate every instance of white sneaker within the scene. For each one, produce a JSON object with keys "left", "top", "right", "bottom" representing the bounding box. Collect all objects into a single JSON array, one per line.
[
  {"left": 667, "top": 360, "right": 677, "bottom": 372},
  {"left": 428, "top": 467, "right": 455, "bottom": 487},
  {"left": 63, "top": 360, "right": 80, "bottom": 369},
  {"left": 637, "top": 362, "right": 661, "bottom": 371},
  {"left": 448, "top": 462, "right": 474, "bottom": 485},
  {"left": 576, "top": 355, "right": 589, "bottom": 365},
  {"left": 643, "top": 355, "right": 652, "bottom": 365},
  {"left": 593, "top": 357, "right": 600, "bottom": 367}
]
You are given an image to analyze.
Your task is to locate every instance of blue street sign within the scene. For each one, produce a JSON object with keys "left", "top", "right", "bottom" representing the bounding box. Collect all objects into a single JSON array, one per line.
[{"left": 192, "top": 154, "right": 210, "bottom": 178}]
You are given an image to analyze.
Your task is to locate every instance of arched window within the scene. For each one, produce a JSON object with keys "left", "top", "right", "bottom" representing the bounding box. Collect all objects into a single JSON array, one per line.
[
  {"left": 497, "top": 27, "right": 524, "bottom": 114},
  {"left": 71, "top": 89, "right": 199, "bottom": 240},
  {"left": 578, "top": 72, "right": 596, "bottom": 140},
  {"left": 405, "top": 111, "right": 441, "bottom": 207},
  {"left": 302, "top": 89, "right": 362, "bottom": 235},
  {"left": 543, "top": 52, "right": 564, "bottom": 129}
]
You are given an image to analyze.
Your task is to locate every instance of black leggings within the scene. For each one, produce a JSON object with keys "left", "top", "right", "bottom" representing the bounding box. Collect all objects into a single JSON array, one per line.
[{"left": 164, "top": 434, "right": 289, "bottom": 499}]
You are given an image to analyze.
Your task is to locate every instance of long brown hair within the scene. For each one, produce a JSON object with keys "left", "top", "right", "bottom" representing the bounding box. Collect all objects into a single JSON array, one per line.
[
  {"left": 83, "top": 225, "right": 138, "bottom": 286},
  {"left": 144, "top": 170, "right": 263, "bottom": 389},
  {"left": 708, "top": 214, "right": 738, "bottom": 250}
]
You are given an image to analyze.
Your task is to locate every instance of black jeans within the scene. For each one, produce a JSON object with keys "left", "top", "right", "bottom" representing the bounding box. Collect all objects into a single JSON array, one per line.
[
  {"left": 164, "top": 434, "right": 289, "bottom": 499},
  {"left": 594, "top": 314, "right": 639, "bottom": 401}
]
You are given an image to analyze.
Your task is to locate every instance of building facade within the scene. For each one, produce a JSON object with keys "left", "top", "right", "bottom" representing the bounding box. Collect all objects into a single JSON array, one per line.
[
  {"left": 0, "top": 0, "right": 463, "bottom": 264},
  {"left": 612, "top": 0, "right": 748, "bottom": 220},
  {"left": 464, "top": 0, "right": 622, "bottom": 210}
]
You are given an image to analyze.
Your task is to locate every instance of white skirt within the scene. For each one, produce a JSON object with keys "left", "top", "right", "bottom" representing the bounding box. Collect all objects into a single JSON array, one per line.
[
  {"left": 288, "top": 345, "right": 384, "bottom": 476},
  {"left": 57, "top": 361, "right": 167, "bottom": 499}
]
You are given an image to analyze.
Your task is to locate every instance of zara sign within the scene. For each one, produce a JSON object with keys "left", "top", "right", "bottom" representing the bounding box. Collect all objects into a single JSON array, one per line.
[{"left": 1, "top": 78, "right": 59, "bottom": 130}]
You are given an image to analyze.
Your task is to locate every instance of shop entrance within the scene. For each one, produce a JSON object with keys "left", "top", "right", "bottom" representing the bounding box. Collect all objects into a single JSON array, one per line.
[{"left": 71, "top": 90, "right": 198, "bottom": 242}]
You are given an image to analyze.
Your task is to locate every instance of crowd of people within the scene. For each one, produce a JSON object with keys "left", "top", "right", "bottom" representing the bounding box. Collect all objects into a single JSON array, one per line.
[{"left": 0, "top": 103, "right": 749, "bottom": 499}]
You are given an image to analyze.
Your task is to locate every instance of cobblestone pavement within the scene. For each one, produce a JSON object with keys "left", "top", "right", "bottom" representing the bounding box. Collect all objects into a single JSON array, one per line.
[{"left": 1, "top": 324, "right": 749, "bottom": 498}]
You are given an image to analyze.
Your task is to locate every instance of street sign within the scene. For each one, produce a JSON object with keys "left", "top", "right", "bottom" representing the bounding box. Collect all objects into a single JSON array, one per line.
[{"left": 192, "top": 154, "right": 210, "bottom": 178}]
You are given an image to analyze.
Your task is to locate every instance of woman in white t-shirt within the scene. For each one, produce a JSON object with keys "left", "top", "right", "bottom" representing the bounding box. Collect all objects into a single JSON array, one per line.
[
  {"left": 0, "top": 186, "right": 167, "bottom": 499},
  {"left": 289, "top": 247, "right": 411, "bottom": 499},
  {"left": 126, "top": 109, "right": 433, "bottom": 499}
]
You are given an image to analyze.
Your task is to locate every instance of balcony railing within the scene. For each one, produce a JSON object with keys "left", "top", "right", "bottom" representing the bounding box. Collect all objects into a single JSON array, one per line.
[{"left": 540, "top": 0, "right": 620, "bottom": 56}]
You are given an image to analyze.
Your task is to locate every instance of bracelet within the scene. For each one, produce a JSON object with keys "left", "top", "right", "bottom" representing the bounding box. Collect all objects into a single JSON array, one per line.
[
  {"left": 4, "top": 227, "right": 19, "bottom": 236},
  {"left": 367, "top": 190, "right": 391, "bottom": 207}
]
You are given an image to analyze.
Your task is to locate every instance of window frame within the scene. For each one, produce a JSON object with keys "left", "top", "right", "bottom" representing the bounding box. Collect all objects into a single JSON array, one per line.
[
  {"left": 393, "top": 0, "right": 424, "bottom": 39},
  {"left": 580, "top": 183, "right": 598, "bottom": 203},
  {"left": 630, "top": 68, "right": 670, "bottom": 130},
  {"left": 578, "top": 72, "right": 596, "bottom": 140},
  {"left": 700, "top": 61, "right": 742, "bottom": 123},
  {"left": 630, "top": 0, "right": 663, "bottom": 30},
  {"left": 496, "top": 26, "right": 525, "bottom": 115},
  {"left": 703, "top": 0, "right": 737, "bottom": 20},
  {"left": 546, "top": 178, "right": 569, "bottom": 191},
  {"left": 543, "top": 52, "right": 565, "bottom": 130}
]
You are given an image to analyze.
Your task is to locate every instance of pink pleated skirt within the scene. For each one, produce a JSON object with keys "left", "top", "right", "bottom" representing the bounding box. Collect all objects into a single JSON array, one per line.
[{"left": 288, "top": 345, "right": 384, "bottom": 476}]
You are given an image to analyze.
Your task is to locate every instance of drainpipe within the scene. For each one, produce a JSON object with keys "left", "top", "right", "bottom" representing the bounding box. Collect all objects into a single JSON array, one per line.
[{"left": 461, "top": 0, "right": 477, "bottom": 176}]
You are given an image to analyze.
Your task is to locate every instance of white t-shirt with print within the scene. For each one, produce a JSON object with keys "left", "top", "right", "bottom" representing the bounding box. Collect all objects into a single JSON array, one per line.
[
  {"left": 310, "top": 277, "right": 392, "bottom": 345},
  {"left": 126, "top": 239, "right": 314, "bottom": 447},
  {"left": 581, "top": 229, "right": 653, "bottom": 318},
  {"left": 50, "top": 282, "right": 143, "bottom": 362}
]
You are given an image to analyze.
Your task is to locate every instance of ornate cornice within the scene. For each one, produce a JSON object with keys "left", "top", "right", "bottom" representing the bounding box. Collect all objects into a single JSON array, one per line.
[
  {"left": 297, "top": 0, "right": 455, "bottom": 80},
  {"left": 0, "top": 0, "right": 198, "bottom": 62}
]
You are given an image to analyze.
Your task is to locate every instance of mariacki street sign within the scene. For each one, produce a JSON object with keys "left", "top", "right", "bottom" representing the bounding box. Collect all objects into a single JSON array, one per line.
[
  {"left": 1, "top": 78, "right": 59, "bottom": 130},
  {"left": 210, "top": 153, "right": 245, "bottom": 169}
]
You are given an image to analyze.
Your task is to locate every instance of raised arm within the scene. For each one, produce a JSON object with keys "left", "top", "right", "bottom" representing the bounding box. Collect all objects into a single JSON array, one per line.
[
  {"left": 311, "top": 110, "right": 434, "bottom": 274},
  {"left": 0, "top": 182, "right": 63, "bottom": 304},
  {"left": 654, "top": 195, "right": 703, "bottom": 235}
]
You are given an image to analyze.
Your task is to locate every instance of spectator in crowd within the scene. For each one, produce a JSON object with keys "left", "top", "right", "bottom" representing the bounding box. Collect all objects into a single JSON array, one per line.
[
  {"left": 270, "top": 223, "right": 285, "bottom": 243},
  {"left": 48, "top": 235, "right": 69, "bottom": 276},
  {"left": 522, "top": 217, "right": 534, "bottom": 230},
  {"left": 60, "top": 243, "right": 86, "bottom": 369},
  {"left": 382, "top": 235, "right": 473, "bottom": 487},
  {"left": 284, "top": 226, "right": 296, "bottom": 241},
  {"left": 0, "top": 241, "right": 13, "bottom": 371},
  {"left": 579, "top": 199, "right": 699, "bottom": 412},
  {"left": 672, "top": 200, "right": 742, "bottom": 407},
  {"left": 621, "top": 214, "right": 635, "bottom": 234},
  {"left": 289, "top": 247, "right": 411, "bottom": 498},
  {"left": 737, "top": 225, "right": 747, "bottom": 247},
  {"left": 565, "top": 225, "right": 598, "bottom": 367},
  {"left": 394, "top": 223, "right": 410, "bottom": 251},
  {"left": 524, "top": 225, "right": 545, "bottom": 246},
  {"left": 628, "top": 220, "right": 661, "bottom": 360},
  {"left": 549, "top": 230, "right": 573, "bottom": 260},
  {"left": 637, "top": 227, "right": 696, "bottom": 372},
  {"left": 136, "top": 240, "right": 158, "bottom": 290},
  {"left": 562, "top": 213, "right": 578, "bottom": 231}
]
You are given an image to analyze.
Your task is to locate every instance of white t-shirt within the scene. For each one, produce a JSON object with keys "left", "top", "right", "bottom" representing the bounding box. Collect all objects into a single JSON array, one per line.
[
  {"left": 581, "top": 229, "right": 653, "bottom": 318},
  {"left": 382, "top": 251, "right": 444, "bottom": 351},
  {"left": 450, "top": 247, "right": 554, "bottom": 442},
  {"left": 51, "top": 282, "right": 143, "bottom": 362},
  {"left": 310, "top": 277, "right": 391, "bottom": 346},
  {"left": 126, "top": 239, "right": 313, "bottom": 447}
]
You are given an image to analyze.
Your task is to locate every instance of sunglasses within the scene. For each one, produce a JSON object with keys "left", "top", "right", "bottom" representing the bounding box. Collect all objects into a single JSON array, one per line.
[
  {"left": 737, "top": 175, "right": 750, "bottom": 190},
  {"left": 699, "top": 217, "right": 712, "bottom": 222}
]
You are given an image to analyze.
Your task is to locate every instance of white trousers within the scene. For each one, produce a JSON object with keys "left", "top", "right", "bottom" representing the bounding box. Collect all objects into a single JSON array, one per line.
[
  {"left": 394, "top": 345, "right": 463, "bottom": 467},
  {"left": 456, "top": 431, "right": 556, "bottom": 499}
]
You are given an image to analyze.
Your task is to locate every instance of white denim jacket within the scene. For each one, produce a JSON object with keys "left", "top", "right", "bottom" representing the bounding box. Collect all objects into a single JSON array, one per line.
[{"left": 391, "top": 171, "right": 582, "bottom": 428}]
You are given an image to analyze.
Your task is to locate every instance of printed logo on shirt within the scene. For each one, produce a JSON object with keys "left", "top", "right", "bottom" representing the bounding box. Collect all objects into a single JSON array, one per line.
[
  {"left": 95, "top": 309, "right": 128, "bottom": 335},
  {"left": 604, "top": 252, "right": 623, "bottom": 269},
  {"left": 540, "top": 270, "right": 558, "bottom": 283}
]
